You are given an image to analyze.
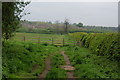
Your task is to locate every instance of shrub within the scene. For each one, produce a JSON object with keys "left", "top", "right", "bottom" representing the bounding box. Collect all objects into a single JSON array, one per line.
[{"left": 69, "top": 32, "right": 120, "bottom": 62}]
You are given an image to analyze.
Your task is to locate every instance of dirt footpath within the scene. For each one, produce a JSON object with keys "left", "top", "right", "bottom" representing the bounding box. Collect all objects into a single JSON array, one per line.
[
  {"left": 60, "top": 51, "right": 76, "bottom": 79},
  {"left": 38, "top": 56, "right": 51, "bottom": 79}
]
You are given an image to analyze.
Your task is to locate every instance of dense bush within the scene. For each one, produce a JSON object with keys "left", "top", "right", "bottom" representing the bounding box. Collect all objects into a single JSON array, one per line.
[{"left": 69, "top": 32, "right": 120, "bottom": 62}]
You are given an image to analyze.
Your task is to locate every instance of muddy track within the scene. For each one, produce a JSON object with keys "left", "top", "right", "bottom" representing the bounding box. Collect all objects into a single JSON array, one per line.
[
  {"left": 38, "top": 56, "right": 51, "bottom": 79},
  {"left": 31, "top": 64, "right": 39, "bottom": 72},
  {"left": 60, "top": 51, "right": 76, "bottom": 79},
  {"left": 38, "top": 51, "right": 76, "bottom": 79}
]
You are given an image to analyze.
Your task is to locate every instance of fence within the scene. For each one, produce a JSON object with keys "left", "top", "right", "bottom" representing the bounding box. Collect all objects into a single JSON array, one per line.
[{"left": 15, "top": 36, "right": 77, "bottom": 46}]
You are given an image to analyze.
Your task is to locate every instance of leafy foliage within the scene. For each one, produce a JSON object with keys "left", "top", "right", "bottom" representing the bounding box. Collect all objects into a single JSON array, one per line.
[
  {"left": 69, "top": 32, "right": 120, "bottom": 62},
  {"left": 74, "top": 22, "right": 83, "bottom": 27},
  {"left": 2, "top": 2, "right": 30, "bottom": 40}
]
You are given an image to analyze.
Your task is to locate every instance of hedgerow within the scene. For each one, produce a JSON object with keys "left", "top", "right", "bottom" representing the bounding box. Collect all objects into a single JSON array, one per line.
[{"left": 69, "top": 32, "right": 120, "bottom": 62}]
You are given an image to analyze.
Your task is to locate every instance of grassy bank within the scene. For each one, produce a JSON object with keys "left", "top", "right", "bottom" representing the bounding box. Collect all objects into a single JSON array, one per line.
[
  {"left": 2, "top": 41, "right": 58, "bottom": 78},
  {"left": 64, "top": 46, "right": 120, "bottom": 78}
]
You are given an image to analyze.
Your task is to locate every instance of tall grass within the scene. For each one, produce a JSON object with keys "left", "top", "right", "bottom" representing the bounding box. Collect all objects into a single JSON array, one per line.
[
  {"left": 64, "top": 46, "right": 120, "bottom": 78},
  {"left": 2, "top": 41, "right": 58, "bottom": 78}
]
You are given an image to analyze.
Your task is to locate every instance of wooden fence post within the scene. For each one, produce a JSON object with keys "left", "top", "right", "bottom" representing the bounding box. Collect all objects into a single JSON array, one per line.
[
  {"left": 52, "top": 38, "right": 53, "bottom": 45},
  {"left": 74, "top": 40, "right": 76, "bottom": 46},
  {"left": 38, "top": 36, "right": 40, "bottom": 43},
  {"left": 23, "top": 36, "right": 25, "bottom": 42},
  {"left": 63, "top": 38, "right": 64, "bottom": 46}
]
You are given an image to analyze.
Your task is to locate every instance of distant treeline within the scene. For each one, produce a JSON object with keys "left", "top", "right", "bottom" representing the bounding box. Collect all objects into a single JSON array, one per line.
[
  {"left": 16, "top": 21, "right": 118, "bottom": 34},
  {"left": 84, "top": 26, "right": 118, "bottom": 33}
]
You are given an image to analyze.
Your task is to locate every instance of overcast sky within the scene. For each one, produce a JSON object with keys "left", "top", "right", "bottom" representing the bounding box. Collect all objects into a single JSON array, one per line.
[{"left": 22, "top": 2, "right": 118, "bottom": 27}]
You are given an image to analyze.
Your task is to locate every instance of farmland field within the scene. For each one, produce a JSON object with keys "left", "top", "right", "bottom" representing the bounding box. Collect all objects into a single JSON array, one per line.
[{"left": 2, "top": 32, "right": 120, "bottom": 79}]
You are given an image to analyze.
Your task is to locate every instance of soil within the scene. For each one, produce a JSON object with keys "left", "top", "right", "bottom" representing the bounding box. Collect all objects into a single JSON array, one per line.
[
  {"left": 38, "top": 56, "right": 51, "bottom": 79},
  {"left": 60, "top": 51, "right": 76, "bottom": 79},
  {"left": 31, "top": 64, "right": 39, "bottom": 72},
  {"left": 38, "top": 51, "right": 76, "bottom": 79}
]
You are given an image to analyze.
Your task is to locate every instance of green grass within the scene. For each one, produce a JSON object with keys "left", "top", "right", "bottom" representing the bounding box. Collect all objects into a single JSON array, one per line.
[
  {"left": 3, "top": 32, "right": 120, "bottom": 79},
  {"left": 46, "top": 52, "right": 67, "bottom": 79},
  {"left": 2, "top": 41, "right": 59, "bottom": 78},
  {"left": 51, "top": 53, "right": 66, "bottom": 68},
  {"left": 45, "top": 68, "right": 67, "bottom": 79},
  {"left": 64, "top": 46, "right": 120, "bottom": 78}
]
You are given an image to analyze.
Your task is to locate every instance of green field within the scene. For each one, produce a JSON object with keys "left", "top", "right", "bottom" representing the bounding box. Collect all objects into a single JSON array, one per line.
[{"left": 2, "top": 32, "right": 120, "bottom": 79}]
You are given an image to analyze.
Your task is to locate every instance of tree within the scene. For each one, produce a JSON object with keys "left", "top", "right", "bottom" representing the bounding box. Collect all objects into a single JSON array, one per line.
[
  {"left": 2, "top": 1, "right": 30, "bottom": 41},
  {"left": 0, "top": 3, "right": 1, "bottom": 26},
  {"left": 54, "top": 20, "right": 60, "bottom": 34},
  {"left": 73, "top": 23, "right": 77, "bottom": 25},
  {"left": 76, "top": 22, "right": 83, "bottom": 27},
  {"left": 48, "top": 21, "right": 52, "bottom": 24},
  {"left": 64, "top": 18, "right": 69, "bottom": 34}
]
